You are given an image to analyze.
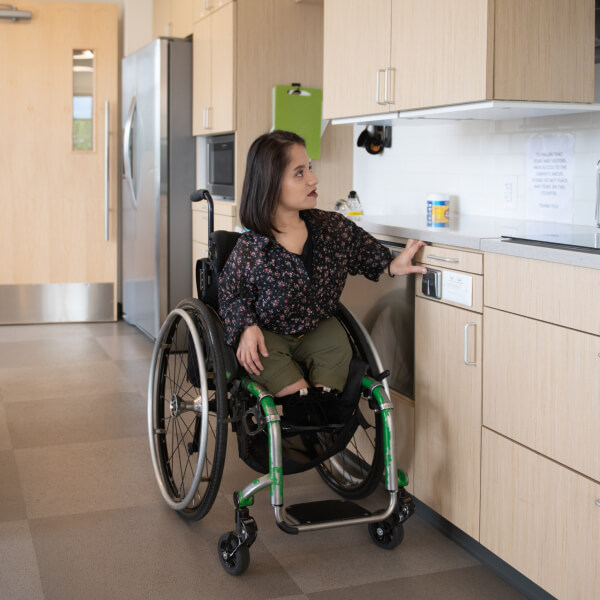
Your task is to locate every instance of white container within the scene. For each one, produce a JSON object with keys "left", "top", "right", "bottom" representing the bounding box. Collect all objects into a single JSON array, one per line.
[{"left": 427, "top": 193, "right": 450, "bottom": 227}]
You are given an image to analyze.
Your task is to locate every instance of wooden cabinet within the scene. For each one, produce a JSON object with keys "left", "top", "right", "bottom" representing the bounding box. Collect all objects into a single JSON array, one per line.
[
  {"left": 483, "top": 307, "right": 600, "bottom": 483},
  {"left": 481, "top": 428, "right": 600, "bottom": 600},
  {"left": 192, "top": 0, "right": 234, "bottom": 22},
  {"left": 154, "top": 0, "right": 193, "bottom": 39},
  {"left": 192, "top": 2, "right": 236, "bottom": 135},
  {"left": 323, "top": 0, "right": 392, "bottom": 119},
  {"left": 482, "top": 251, "right": 600, "bottom": 598},
  {"left": 323, "top": 0, "right": 594, "bottom": 118},
  {"left": 414, "top": 296, "right": 482, "bottom": 539},
  {"left": 485, "top": 252, "right": 600, "bottom": 336}
]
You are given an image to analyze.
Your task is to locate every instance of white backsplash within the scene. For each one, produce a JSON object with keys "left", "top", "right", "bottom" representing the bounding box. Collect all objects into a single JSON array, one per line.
[{"left": 353, "top": 72, "right": 600, "bottom": 226}]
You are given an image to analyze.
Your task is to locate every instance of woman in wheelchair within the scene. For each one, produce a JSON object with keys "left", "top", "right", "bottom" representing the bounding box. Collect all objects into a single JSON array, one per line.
[
  {"left": 148, "top": 129, "right": 425, "bottom": 576},
  {"left": 219, "top": 130, "right": 426, "bottom": 406}
]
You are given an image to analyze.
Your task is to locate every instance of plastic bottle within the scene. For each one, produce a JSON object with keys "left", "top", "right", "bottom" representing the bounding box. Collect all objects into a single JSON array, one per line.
[{"left": 346, "top": 190, "right": 363, "bottom": 221}]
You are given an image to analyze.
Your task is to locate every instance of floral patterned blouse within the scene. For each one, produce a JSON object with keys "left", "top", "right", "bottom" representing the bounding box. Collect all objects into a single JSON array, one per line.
[{"left": 218, "top": 209, "right": 392, "bottom": 346}]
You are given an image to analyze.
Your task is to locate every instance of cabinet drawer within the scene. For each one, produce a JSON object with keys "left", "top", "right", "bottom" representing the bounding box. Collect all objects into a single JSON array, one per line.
[
  {"left": 484, "top": 252, "right": 600, "bottom": 335},
  {"left": 483, "top": 307, "right": 600, "bottom": 482},
  {"left": 416, "top": 245, "right": 483, "bottom": 275},
  {"left": 481, "top": 428, "right": 600, "bottom": 600}
]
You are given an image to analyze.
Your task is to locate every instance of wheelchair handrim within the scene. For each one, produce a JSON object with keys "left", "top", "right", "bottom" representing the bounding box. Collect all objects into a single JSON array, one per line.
[{"left": 147, "top": 308, "right": 209, "bottom": 510}]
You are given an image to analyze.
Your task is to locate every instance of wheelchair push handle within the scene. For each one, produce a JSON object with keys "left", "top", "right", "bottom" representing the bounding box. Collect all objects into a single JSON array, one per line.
[{"left": 190, "top": 189, "right": 214, "bottom": 236}]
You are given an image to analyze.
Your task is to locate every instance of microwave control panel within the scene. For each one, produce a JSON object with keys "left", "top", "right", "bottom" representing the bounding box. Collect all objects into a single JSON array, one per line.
[{"left": 422, "top": 268, "right": 441, "bottom": 299}]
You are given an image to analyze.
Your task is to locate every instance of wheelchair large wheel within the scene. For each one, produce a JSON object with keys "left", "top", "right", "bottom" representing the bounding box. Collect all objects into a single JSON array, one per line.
[
  {"left": 315, "top": 305, "right": 385, "bottom": 499},
  {"left": 148, "top": 298, "right": 228, "bottom": 521}
]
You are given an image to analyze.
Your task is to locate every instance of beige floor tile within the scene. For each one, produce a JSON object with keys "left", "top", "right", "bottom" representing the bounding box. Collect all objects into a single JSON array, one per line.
[
  {"left": 0, "top": 360, "right": 136, "bottom": 403},
  {"left": 95, "top": 332, "right": 154, "bottom": 361},
  {"left": 0, "top": 323, "right": 92, "bottom": 342},
  {"left": 307, "top": 565, "right": 527, "bottom": 599},
  {"left": 0, "top": 450, "right": 27, "bottom": 522},
  {"left": 15, "top": 437, "right": 161, "bottom": 519},
  {"left": 83, "top": 321, "right": 142, "bottom": 338},
  {"left": 0, "top": 336, "right": 109, "bottom": 369},
  {"left": 0, "top": 401, "right": 11, "bottom": 450},
  {"left": 251, "top": 497, "right": 479, "bottom": 595},
  {"left": 115, "top": 358, "right": 152, "bottom": 397},
  {"left": 5, "top": 391, "right": 146, "bottom": 449},
  {"left": 30, "top": 503, "right": 302, "bottom": 600},
  {"left": 0, "top": 520, "right": 45, "bottom": 600}
]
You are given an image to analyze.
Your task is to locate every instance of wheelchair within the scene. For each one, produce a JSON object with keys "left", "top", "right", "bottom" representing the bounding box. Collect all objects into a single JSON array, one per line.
[{"left": 147, "top": 189, "right": 415, "bottom": 576}]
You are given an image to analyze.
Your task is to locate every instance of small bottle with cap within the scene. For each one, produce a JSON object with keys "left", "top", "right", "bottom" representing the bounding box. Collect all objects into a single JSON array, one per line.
[{"left": 346, "top": 190, "right": 363, "bottom": 221}]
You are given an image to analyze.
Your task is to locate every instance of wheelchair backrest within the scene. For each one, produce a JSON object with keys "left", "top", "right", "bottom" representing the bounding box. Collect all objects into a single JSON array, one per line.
[
  {"left": 191, "top": 189, "right": 241, "bottom": 311},
  {"left": 196, "top": 230, "right": 241, "bottom": 310}
]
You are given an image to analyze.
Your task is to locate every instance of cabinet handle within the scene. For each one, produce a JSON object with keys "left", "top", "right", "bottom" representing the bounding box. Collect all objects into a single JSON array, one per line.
[
  {"left": 385, "top": 67, "right": 396, "bottom": 104},
  {"left": 464, "top": 323, "right": 476, "bottom": 366},
  {"left": 207, "top": 106, "right": 213, "bottom": 129},
  {"left": 204, "top": 0, "right": 212, "bottom": 9},
  {"left": 426, "top": 255, "right": 459, "bottom": 262},
  {"left": 376, "top": 69, "right": 386, "bottom": 105},
  {"left": 596, "top": 499, "right": 600, "bottom": 507}
]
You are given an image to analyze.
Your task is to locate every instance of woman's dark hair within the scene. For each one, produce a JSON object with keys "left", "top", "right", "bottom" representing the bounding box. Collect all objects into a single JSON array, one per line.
[{"left": 240, "top": 129, "right": 306, "bottom": 237}]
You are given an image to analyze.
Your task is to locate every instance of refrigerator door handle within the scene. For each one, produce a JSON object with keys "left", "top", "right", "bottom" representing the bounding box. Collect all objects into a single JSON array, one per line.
[
  {"left": 104, "top": 100, "right": 110, "bottom": 241},
  {"left": 123, "top": 95, "right": 138, "bottom": 209}
]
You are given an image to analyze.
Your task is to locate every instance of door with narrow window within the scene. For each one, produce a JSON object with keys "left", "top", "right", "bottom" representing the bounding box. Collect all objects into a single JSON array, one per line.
[{"left": 0, "top": 1, "right": 118, "bottom": 323}]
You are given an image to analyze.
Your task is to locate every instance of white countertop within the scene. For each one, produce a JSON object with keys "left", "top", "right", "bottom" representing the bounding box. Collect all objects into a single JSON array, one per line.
[{"left": 360, "top": 213, "right": 600, "bottom": 270}]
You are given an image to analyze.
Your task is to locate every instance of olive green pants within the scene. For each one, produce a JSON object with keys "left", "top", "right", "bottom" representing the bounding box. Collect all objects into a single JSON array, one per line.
[{"left": 249, "top": 317, "right": 353, "bottom": 396}]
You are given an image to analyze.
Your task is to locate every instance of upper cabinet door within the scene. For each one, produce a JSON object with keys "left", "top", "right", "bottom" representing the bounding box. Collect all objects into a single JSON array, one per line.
[
  {"left": 192, "top": 3, "right": 235, "bottom": 135},
  {"left": 323, "top": 0, "right": 594, "bottom": 119},
  {"left": 391, "top": 0, "right": 491, "bottom": 111},
  {"left": 210, "top": 2, "right": 236, "bottom": 133},
  {"left": 193, "top": 17, "right": 212, "bottom": 134},
  {"left": 323, "top": 0, "right": 392, "bottom": 119},
  {"left": 493, "top": 0, "right": 594, "bottom": 103}
]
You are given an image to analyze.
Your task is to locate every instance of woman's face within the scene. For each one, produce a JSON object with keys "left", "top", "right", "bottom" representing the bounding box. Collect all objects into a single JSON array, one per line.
[{"left": 277, "top": 143, "right": 319, "bottom": 213}]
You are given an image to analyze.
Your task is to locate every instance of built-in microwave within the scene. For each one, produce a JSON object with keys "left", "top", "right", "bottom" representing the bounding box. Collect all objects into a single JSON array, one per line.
[{"left": 206, "top": 133, "right": 234, "bottom": 199}]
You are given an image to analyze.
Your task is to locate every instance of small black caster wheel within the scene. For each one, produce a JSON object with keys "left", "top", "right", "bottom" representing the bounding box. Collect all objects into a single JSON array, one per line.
[
  {"left": 217, "top": 532, "right": 250, "bottom": 576},
  {"left": 368, "top": 521, "right": 404, "bottom": 549}
]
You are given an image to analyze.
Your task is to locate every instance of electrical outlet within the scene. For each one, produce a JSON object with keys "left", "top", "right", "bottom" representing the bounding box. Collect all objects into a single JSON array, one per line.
[{"left": 503, "top": 176, "right": 518, "bottom": 210}]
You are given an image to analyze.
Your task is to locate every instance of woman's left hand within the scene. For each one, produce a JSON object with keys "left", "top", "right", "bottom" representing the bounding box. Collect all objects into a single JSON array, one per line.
[{"left": 389, "top": 239, "right": 428, "bottom": 276}]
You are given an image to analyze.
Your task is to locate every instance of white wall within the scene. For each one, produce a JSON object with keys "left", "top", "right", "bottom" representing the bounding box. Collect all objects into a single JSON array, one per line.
[{"left": 353, "top": 68, "right": 600, "bottom": 226}]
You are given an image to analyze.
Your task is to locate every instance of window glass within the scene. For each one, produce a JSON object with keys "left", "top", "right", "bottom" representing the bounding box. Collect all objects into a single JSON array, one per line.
[{"left": 72, "top": 49, "right": 95, "bottom": 151}]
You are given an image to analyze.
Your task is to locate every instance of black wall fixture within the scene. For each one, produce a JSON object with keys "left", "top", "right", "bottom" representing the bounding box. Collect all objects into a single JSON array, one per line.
[{"left": 357, "top": 125, "right": 392, "bottom": 155}]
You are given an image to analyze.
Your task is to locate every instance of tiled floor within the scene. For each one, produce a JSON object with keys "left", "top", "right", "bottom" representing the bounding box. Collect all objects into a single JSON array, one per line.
[{"left": 0, "top": 321, "right": 527, "bottom": 600}]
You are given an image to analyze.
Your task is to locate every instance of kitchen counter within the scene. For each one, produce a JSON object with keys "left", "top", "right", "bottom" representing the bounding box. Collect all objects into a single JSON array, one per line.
[{"left": 360, "top": 213, "right": 600, "bottom": 270}]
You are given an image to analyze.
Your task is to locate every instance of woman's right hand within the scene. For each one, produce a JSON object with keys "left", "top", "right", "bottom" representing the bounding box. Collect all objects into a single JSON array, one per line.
[{"left": 236, "top": 325, "right": 269, "bottom": 376}]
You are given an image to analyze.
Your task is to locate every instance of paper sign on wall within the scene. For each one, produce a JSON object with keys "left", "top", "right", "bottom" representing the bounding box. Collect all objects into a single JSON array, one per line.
[
  {"left": 526, "top": 134, "right": 574, "bottom": 223},
  {"left": 441, "top": 270, "right": 473, "bottom": 307}
]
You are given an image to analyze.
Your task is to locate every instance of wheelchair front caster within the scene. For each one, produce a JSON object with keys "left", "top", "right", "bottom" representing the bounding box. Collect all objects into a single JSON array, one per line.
[
  {"left": 368, "top": 519, "right": 404, "bottom": 550},
  {"left": 217, "top": 532, "right": 250, "bottom": 576}
]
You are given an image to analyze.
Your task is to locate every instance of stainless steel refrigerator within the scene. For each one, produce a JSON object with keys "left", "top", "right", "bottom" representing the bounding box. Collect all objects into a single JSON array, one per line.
[{"left": 121, "top": 38, "right": 195, "bottom": 339}]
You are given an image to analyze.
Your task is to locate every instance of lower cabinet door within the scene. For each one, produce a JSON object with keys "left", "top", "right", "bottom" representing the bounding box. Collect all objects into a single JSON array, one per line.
[
  {"left": 414, "top": 297, "right": 482, "bottom": 539},
  {"left": 481, "top": 428, "right": 600, "bottom": 600}
]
